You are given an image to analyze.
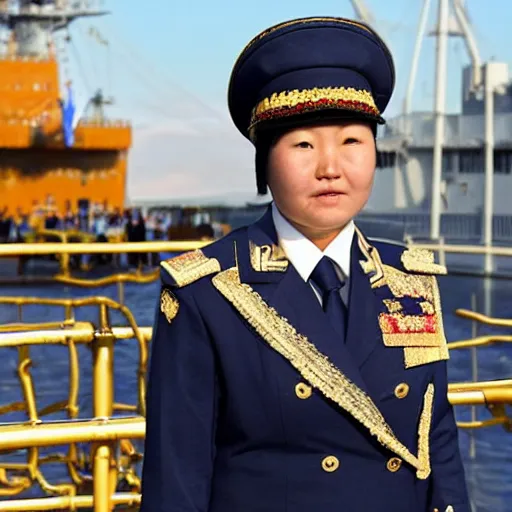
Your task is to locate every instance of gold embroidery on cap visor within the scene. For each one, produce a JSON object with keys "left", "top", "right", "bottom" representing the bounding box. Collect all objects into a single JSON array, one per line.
[{"left": 249, "top": 86, "right": 381, "bottom": 137}]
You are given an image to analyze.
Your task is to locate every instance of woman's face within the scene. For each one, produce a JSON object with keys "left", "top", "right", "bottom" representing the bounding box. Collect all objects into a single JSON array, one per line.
[{"left": 267, "top": 121, "right": 376, "bottom": 247}]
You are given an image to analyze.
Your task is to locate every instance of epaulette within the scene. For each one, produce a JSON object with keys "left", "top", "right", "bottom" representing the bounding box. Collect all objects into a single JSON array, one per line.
[
  {"left": 160, "top": 250, "right": 221, "bottom": 287},
  {"left": 401, "top": 248, "right": 447, "bottom": 275}
]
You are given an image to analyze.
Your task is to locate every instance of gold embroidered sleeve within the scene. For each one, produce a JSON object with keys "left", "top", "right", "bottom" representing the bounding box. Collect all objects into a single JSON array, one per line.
[{"left": 160, "top": 250, "right": 221, "bottom": 287}]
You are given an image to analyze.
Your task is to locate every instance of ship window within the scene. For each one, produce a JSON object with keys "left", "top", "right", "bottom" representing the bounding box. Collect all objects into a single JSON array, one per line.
[
  {"left": 458, "top": 150, "right": 512, "bottom": 174},
  {"left": 494, "top": 151, "right": 512, "bottom": 174},
  {"left": 442, "top": 151, "right": 455, "bottom": 174},
  {"left": 376, "top": 151, "right": 397, "bottom": 169},
  {"left": 459, "top": 150, "right": 483, "bottom": 174}
]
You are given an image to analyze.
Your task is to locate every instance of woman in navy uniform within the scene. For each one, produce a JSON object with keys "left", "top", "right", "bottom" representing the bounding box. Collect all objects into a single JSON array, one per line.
[{"left": 140, "top": 17, "right": 470, "bottom": 512}]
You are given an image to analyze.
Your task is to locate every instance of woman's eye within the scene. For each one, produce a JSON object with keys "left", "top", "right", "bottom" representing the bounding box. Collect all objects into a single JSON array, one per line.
[
  {"left": 296, "top": 141, "right": 313, "bottom": 148},
  {"left": 344, "top": 137, "right": 360, "bottom": 145}
]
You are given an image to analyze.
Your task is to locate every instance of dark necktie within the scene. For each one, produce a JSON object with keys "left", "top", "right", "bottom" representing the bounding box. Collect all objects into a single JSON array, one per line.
[{"left": 310, "top": 256, "right": 348, "bottom": 341}]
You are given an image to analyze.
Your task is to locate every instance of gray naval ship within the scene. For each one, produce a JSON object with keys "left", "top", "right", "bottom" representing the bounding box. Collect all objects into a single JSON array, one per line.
[
  {"left": 360, "top": 0, "right": 512, "bottom": 245},
  {"left": 367, "top": 60, "right": 512, "bottom": 244}
]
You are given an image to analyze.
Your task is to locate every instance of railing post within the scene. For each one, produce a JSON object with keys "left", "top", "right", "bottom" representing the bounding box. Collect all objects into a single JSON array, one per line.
[
  {"left": 93, "top": 304, "right": 115, "bottom": 512},
  {"left": 117, "top": 281, "right": 125, "bottom": 305},
  {"left": 59, "top": 232, "right": 71, "bottom": 277},
  {"left": 469, "top": 293, "right": 478, "bottom": 460},
  {"left": 438, "top": 236, "right": 446, "bottom": 268}
]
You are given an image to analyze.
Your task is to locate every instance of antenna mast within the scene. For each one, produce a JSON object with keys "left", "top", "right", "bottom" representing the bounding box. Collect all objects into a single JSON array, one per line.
[
  {"left": 0, "top": 1, "right": 108, "bottom": 59},
  {"left": 348, "top": 0, "right": 376, "bottom": 27}
]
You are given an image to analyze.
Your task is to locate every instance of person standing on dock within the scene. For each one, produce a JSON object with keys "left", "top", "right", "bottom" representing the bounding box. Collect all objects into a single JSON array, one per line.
[{"left": 141, "top": 16, "right": 470, "bottom": 512}]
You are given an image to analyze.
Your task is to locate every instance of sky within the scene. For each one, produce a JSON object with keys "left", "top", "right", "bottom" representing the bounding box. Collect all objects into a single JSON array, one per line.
[{"left": 63, "top": 0, "right": 512, "bottom": 204}]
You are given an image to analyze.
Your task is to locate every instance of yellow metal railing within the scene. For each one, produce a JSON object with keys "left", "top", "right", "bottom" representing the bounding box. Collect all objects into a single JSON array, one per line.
[
  {"left": 409, "top": 241, "right": 512, "bottom": 257},
  {"left": 0, "top": 241, "right": 208, "bottom": 257},
  {"left": 1, "top": 239, "right": 511, "bottom": 286},
  {"left": 0, "top": 300, "right": 510, "bottom": 510},
  {"left": 0, "top": 296, "right": 151, "bottom": 511},
  {"left": 0, "top": 297, "right": 151, "bottom": 417},
  {"left": 0, "top": 240, "right": 511, "bottom": 509},
  {"left": 0, "top": 240, "right": 209, "bottom": 279},
  {"left": 3, "top": 240, "right": 512, "bottom": 258},
  {"left": 446, "top": 308, "right": 512, "bottom": 432}
]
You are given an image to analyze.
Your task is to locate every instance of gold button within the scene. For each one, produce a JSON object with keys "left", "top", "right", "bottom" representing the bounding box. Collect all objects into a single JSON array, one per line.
[
  {"left": 295, "top": 382, "right": 312, "bottom": 399},
  {"left": 386, "top": 457, "right": 402, "bottom": 473},
  {"left": 321, "top": 455, "right": 339, "bottom": 473},
  {"left": 394, "top": 383, "right": 409, "bottom": 399}
]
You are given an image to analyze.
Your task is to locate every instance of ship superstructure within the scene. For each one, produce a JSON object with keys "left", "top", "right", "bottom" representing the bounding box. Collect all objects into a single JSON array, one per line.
[
  {"left": 350, "top": 0, "right": 512, "bottom": 247},
  {"left": 0, "top": 0, "right": 131, "bottom": 216},
  {"left": 372, "top": 63, "right": 512, "bottom": 217}
]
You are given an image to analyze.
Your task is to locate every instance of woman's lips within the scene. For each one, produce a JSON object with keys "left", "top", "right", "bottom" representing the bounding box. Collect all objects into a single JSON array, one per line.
[{"left": 313, "top": 191, "right": 345, "bottom": 204}]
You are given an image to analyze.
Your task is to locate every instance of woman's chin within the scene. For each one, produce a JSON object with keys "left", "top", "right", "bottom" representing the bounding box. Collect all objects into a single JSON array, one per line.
[{"left": 299, "top": 216, "right": 352, "bottom": 235}]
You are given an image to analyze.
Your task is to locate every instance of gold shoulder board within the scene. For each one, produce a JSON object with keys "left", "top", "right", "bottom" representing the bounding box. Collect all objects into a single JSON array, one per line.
[
  {"left": 160, "top": 250, "right": 221, "bottom": 287},
  {"left": 401, "top": 248, "right": 447, "bottom": 275}
]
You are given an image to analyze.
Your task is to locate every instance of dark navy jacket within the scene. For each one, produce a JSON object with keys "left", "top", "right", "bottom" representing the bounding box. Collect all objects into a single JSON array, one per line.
[{"left": 140, "top": 209, "right": 470, "bottom": 512}]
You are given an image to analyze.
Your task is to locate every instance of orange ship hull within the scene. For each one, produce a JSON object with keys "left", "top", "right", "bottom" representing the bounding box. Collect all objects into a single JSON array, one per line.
[
  {"left": 0, "top": 57, "right": 132, "bottom": 216},
  {"left": 0, "top": 147, "right": 129, "bottom": 214}
]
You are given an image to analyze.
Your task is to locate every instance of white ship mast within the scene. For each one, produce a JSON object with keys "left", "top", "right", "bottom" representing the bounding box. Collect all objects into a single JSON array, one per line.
[
  {"left": 351, "top": 0, "right": 497, "bottom": 270},
  {"left": 348, "top": 0, "right": 375, "bottom": 26},
  {"left": 410, "top": 0, "right": 495, "bottom": 270}
]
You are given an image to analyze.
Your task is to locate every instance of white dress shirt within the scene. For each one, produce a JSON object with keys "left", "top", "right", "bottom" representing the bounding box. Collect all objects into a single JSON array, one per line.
[{"left": 271, "top": 203, "right": 355, "bottom": 306}]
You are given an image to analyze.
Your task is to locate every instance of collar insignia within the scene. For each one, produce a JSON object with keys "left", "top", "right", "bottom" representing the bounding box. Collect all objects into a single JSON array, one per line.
[{"left": 249, "top": 241, "right": 288, "bottom": 272}]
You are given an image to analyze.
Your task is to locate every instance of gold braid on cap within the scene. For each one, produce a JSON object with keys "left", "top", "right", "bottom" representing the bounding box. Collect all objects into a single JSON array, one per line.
[{"left": 249, "top": 86, "right": 380, "bottom": 136}]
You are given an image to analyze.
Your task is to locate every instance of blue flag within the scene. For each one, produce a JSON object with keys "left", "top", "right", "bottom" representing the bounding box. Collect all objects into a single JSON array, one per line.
[{"left": 61, "top": 83, "right": 76, "bottom": 147}]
